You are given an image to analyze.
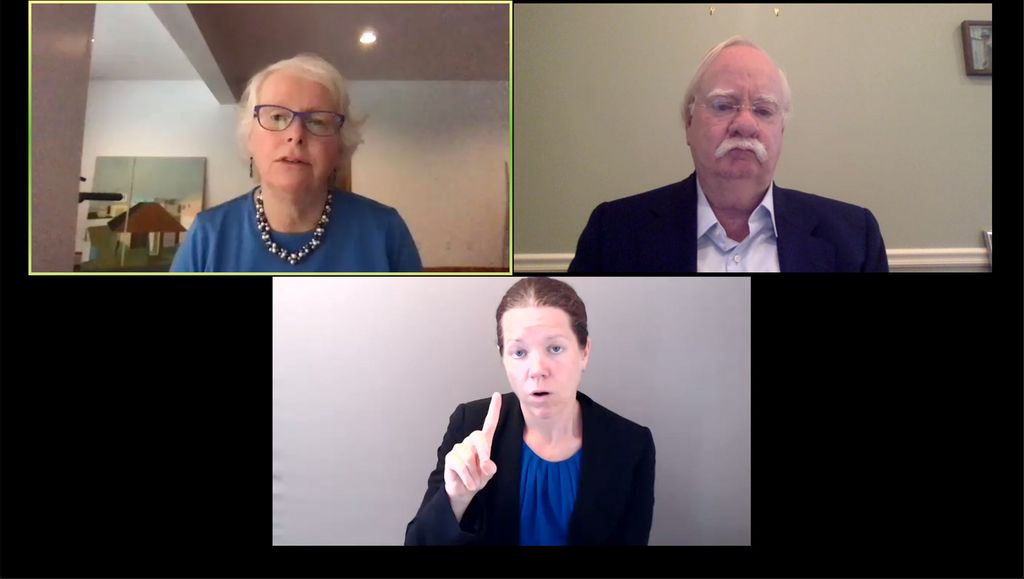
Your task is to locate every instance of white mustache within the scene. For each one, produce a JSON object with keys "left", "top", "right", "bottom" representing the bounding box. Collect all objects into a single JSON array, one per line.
[{"left": 715, "top": 138, "right": 768, "bottom": 163}]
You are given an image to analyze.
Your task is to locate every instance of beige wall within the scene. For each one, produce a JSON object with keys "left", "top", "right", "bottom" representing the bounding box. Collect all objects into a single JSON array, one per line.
[
  {"left": 513, "top": 4, "right": 992, "bottom": 255},
  {"left": 31, "top": 4, "right": 96, "bottom": 272}
]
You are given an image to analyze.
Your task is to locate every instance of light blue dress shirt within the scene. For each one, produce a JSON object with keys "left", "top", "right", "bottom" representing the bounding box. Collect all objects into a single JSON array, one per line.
[{"left": 696, "top": 179, "right": 781, "bottom": 272}]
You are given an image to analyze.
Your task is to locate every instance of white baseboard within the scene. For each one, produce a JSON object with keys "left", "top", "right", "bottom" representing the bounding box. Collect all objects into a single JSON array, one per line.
[
  {"left": 513, "top": 253, "right": 576, "bottom": 272},
  {"left": 514, "top": 248, "right": 991, "bottom": 273},
  {"left": 886, "top": 248, "right": 989, "bottom": 271}
]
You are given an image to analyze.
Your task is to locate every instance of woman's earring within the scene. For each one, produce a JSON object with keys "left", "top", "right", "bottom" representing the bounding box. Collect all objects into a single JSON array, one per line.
[{"left": 249, "top": 157, "right": 253, "bottom": 179}]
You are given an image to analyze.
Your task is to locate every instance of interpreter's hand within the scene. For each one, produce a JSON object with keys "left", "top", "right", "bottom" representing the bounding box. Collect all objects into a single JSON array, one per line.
[{"left": 444, "top": 392, "right": 501, "bottom": 507}]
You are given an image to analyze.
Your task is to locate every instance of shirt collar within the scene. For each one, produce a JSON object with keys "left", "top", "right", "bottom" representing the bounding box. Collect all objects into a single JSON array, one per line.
[{"left": 696, "top": 177, "right": 779, "bottom": 240}]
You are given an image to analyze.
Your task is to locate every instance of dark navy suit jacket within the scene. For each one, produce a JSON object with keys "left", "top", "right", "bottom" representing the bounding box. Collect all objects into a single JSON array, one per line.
[
  {"left": 568, "top": 173, "right": 888, "bottom": 273},
  {"left": 404, "top": 391, "right": 655, "bottom": 545}
]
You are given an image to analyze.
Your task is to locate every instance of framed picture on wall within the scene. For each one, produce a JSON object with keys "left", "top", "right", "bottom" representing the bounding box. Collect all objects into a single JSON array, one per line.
[
  {"left": 77, "top": 156, "right": 206, "bottom": 271},
  {"left": 960, "top": 20, "right": 991, "bottom": 76}
]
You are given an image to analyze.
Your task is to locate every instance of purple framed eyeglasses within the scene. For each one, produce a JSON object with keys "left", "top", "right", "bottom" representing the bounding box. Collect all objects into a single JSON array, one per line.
[{"left": 253, "top": 104, "right": 345, "bottom": 136}]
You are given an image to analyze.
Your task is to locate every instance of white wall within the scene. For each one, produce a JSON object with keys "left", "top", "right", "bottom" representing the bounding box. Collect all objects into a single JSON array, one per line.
[
  {"left": 78, "top": 79, "right": 509, "bottom": 267},
  {"left": 77, "top": 80, "right": 241, "bottom": 256},
  {"left": 273, "top": 277, "right": 751, "bottom": 545},
  {"left": 349, "top": 81, "right": 509, "bottom": 268}
]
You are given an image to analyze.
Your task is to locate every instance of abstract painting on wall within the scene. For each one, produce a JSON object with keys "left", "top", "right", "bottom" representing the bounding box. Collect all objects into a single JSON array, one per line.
[{"left": 76, "top": 156, "right": 205, "bottom": 271}]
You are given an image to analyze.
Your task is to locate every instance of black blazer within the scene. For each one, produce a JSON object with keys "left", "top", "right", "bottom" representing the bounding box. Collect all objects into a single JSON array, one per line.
[
  {"left": 567, "top": 172, "right": 889, "bottom": 273},
  {"left": 405, "top": 391, "right": 655, "bottom": 545}
]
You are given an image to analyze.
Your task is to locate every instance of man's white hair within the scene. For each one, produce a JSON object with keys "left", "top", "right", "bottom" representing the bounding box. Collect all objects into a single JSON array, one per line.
[
  {"left": 682, "top": 36, "right": 792, "bottom": 127},
  {"left": 237, "top": 53, "right": 365, "bottom": 183}
]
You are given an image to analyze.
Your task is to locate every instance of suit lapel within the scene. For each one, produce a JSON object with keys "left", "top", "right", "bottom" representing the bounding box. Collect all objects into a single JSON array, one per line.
[
  {"left": 567, "top": 392, "right": 614, "bottom": 544},
  {"left": 647, "top": 175, "right": 698, "bottom": 272},
  {"left": 773, "top": 186, "right": 836, "bottom": 272},
  {"left": 489, "top": 392, "right": 524, "bottom": 544}
]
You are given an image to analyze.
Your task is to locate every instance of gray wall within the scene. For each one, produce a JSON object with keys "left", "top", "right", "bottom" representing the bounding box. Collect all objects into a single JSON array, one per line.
[
  {"left": 31, "top": 4, "right": 96, "bottom": 272},
  {"left": 273, "top": 277, "right": 750, "bottom": 545},
  {"left": 513, "top": 4, "right": 992, "bottom": 254}
]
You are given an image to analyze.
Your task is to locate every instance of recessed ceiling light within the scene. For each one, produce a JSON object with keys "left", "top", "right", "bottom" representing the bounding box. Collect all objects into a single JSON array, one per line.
[{"left": 359, "top": 30, "right": 376, "bottom": 45}]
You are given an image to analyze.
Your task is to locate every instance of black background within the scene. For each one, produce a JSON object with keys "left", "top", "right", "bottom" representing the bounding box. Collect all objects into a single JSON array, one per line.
[{"left": 4, "top": 0, "right": 1020, "bottom": 577}]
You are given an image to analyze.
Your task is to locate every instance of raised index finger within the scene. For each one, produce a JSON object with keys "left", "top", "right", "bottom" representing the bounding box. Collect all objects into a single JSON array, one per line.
[{"left": 479, "top": 392, "right": 502, "bottom": 457}]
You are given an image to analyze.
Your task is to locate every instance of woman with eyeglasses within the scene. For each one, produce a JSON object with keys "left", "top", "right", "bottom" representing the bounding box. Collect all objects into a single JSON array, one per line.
[{"left": 171, "top": 53, "right": 422, "bottom": 272}]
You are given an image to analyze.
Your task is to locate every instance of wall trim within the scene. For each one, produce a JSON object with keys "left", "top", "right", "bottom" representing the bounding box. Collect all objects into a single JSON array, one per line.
[
  {"left": 886, "top": 248, "right": 989, "bottom": 271},
  {"left": 514, "top": 248, "right": 990, "bottom": 273}
]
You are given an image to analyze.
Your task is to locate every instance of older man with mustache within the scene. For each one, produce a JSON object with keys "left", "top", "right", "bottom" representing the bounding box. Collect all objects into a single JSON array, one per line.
[{"left": 568, "top": 36, "right": 888, "bottom": 272}]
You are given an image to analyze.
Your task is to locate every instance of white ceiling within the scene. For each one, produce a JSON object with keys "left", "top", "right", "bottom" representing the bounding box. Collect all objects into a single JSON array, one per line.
[
  {"left": 89, "top": 3, "right": 509, "bottom": 95},
  {"left": 90, "top": 4, "right": 200, "bottom": 80}
]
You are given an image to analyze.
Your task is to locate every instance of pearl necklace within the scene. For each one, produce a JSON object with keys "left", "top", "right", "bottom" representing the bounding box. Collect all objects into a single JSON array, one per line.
[{"left": 254, "top": 187, "right": 333, "bottom": 265}]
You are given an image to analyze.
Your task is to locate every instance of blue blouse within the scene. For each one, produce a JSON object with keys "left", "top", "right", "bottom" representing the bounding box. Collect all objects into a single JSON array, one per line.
[
  {"left": 519, "top": 440, "right": 582, "bottom": 546},
  {"left": 170, "top": 187, "right": 422, "bottom": 272}
]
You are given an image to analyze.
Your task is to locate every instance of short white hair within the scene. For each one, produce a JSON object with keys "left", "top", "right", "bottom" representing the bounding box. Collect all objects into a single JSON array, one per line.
[
  {"left": 237, "top": 53, "right": 365, "bottom": 182},
  {"left": 682, "top": 36, "right": 792, "bottom": 126}
]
